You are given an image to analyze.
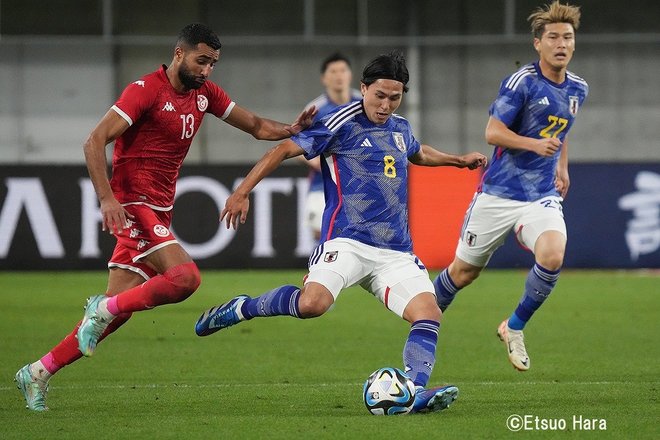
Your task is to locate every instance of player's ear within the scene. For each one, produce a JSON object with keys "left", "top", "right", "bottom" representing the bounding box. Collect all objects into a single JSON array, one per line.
[
  {"left": 360, "top": 82, "right": 367, "bottom": 96},
  {"left": 174, "top": 46, "right": 184, "bottom": 61}
]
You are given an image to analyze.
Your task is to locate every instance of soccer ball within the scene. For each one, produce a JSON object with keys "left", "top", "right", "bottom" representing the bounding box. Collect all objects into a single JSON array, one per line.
[{"left": 363, "top": 367, "right": 416, "bottom": 415}]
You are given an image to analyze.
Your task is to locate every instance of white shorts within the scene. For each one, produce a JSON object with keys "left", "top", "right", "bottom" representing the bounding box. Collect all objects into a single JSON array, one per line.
[
  {"left": 456, "top": 192, "right": 567, "bottom": 267},
  {"left": 304, "top": 238, "right": 434, "bottom": 318},
  {"left": 305, "top": 191, "right": 325, "bottom": 234}
]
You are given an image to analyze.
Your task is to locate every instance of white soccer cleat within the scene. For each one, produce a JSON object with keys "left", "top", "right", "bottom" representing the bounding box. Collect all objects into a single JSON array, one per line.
[
  {"left": 15, "top": 364, "right": 49, "bottom": 411},
  {"left": 497, "top": 319, "right": 530, "bottom": 371}
]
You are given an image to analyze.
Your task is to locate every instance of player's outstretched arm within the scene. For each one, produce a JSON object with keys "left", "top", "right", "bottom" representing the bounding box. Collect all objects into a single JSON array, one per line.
[
  {"left": 83, "top": 109, "right": 134, "bottom": 235},
  {"left": 223, "top": 105, "right": 317, "bottom": 141},
  {"left": 410, "top": 144, "right": 487, "bottom": 170},
  {"left": 485, "top": 116, "right": 560, "bottom": 157},
  {"left": 221, "top": 140, "right": 306, "bottom": 229}
]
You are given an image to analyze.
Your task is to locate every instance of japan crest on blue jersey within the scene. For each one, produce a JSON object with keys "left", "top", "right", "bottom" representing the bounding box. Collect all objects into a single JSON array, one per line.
[
  {"left": 291, "top": 100, "right": 421, "bottom": 252},
  {"left": 480, "top": 62, "right": 589, "bottom": 201}
]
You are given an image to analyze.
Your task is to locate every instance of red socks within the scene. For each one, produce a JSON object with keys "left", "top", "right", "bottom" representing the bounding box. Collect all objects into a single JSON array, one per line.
[
  {"left": 48, "top": 312, "right": 132, "bottom": 370},
  {"left": 45, "top": 262, "right": 201, "bottom": 373},
  {"left": 113, "top": 262, "right": 201, "bottom": 313}
]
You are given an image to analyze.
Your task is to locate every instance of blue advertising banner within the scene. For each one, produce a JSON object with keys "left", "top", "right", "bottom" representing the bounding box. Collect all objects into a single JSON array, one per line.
[{"left": 488, "top": 164, "right": 660, "bottom": 269}]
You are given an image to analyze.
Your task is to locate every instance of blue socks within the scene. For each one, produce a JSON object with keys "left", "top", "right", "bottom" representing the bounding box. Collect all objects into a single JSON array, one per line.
[
  {"left": 434, "top": 262, "right": 559, "bottom": 331},
  {"left": 433, "top": 269, "right": 460, "bottom": 312},
  {"left": 240, "top": 285, "right": 301, "bottom": 319},
  {"left": 403, "top": 320, "right": 439, "bottom": 388},
  {"left": 508, "top": 264, "right": 560, "bottom": 330}
]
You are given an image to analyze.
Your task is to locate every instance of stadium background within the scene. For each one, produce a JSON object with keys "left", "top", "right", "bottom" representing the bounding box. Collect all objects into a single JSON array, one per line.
[{"left": 1, "top": 0, "right": 659, "bottom": 270}]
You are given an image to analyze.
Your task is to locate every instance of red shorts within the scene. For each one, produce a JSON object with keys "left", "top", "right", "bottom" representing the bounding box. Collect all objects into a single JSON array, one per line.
[{"left": 107, "top": 204, "right": 178, "bottom": 280}]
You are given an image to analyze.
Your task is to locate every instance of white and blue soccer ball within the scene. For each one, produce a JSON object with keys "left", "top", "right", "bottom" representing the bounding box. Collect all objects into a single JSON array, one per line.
[{"left": 363, "top": 367, "right": 416, "bottom": 415}]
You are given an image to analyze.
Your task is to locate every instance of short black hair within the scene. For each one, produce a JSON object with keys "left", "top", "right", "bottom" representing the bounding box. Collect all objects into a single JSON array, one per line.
[
  {"left": 361, "top": 50, "right": 409, "bottom": 93},
  {"left": 320, "top": 52, "right": 351, "bottom": 73},
  {"left": 177, "top": 23, "right": 222, "bottom": 51}
]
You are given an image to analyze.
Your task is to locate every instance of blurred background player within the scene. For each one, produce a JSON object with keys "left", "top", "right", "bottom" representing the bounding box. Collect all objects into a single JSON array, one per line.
[
  {"left": 196, "top": 51, "right": 487, "bottom": 413},
  {"left": 432, "top": 1, "right": 588, "bottom": 371},
  {"left": 14, "top": 23, "right": 315, "bottom": 411},
  {"left": 301, "top": 53, "right": 362, "bottom": 241}
]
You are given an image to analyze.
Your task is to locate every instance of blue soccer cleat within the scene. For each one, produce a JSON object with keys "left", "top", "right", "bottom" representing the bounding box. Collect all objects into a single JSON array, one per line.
[
  {"left": 411, "top": 385, "right": 459, "bottom": 413},
  {"left": 195, "top": 295, "right": 250, "bottom": 336},
  {"left": 15, "top": 364, "right": 49, "bottom": 411},
  {"left": 77, "top": 295, "right": 112, "bottom": 357}
]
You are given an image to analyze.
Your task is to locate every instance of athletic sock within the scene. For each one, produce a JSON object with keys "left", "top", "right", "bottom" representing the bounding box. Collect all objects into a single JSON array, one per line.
[
  {"left": 47, "top": 312, "right": 133, "bottom": 370},
  {"left": 433, "top": 269, "right": 460, "bottom": 312},
  {"left": 240, "top": 285, "right": 301, "bottom": 319},
  {"left": 105, "top": 296, "right": 120, "bottom": 316},
  {"left": 30, "top": 358, "right": 55, "bottom": 381},
  {"left": 403, "top": 320, "right": 440, "bottom": 388},
  {"left": 508, "top": 263, "right": 560, "bottom": 330},
  {"left": 113, "top": 262, "right": 200, "bottom": 313}
]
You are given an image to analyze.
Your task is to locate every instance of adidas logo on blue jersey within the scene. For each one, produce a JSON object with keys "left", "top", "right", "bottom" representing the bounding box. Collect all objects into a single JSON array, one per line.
[
  {"left": 538, "top": 97, "right": 550, "bottom": 106},
  {"left": 360, "top": 138, "right": 373, "bottom": 147}
]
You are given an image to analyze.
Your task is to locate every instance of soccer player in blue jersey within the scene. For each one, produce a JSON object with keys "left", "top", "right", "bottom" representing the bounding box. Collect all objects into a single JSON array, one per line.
[
  {"left": 196, "top": 51, "right": 487, "bottom": 413},
  {"left": 432, "top": 1, "right": 588, "bottom": 372},
  {"left": 301, "top": 53, "right": 362, "bottom": 241}
]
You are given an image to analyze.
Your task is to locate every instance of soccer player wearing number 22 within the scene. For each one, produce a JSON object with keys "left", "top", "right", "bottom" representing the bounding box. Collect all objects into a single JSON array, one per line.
[
  {"left": 433, "top": 1, "right": 589, "bottom": 372},
  {"left": 195, "top": 51, "right": 487, "bottom": 413},
  {"left": 15, "top": 23, "right": 316, "bottom": 411}
]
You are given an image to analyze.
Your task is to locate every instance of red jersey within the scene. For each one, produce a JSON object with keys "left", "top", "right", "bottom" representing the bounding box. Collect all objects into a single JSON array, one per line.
[{"left": 110, "top": 65, "right": 233, "bottom": 208}]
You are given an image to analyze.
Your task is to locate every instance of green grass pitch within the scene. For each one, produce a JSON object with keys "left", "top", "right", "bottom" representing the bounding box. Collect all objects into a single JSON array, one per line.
[{"left": 0, "top": 270, "right": 657, "bottom": 439}]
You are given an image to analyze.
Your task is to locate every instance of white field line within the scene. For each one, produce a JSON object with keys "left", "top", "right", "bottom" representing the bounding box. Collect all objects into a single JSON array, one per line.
[{"left": 2, "top": 380, "right": 658, "bottom": 391}]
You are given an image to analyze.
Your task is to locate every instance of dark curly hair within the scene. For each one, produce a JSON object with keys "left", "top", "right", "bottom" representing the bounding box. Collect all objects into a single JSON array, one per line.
[{"left": 177, "top": 23, "right": 222, "bottom": 51}]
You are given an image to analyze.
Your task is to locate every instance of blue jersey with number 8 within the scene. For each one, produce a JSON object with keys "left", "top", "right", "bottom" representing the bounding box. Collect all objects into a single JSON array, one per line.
[{"left": 291, "top": 100, "right": 421, "bottom": 252}]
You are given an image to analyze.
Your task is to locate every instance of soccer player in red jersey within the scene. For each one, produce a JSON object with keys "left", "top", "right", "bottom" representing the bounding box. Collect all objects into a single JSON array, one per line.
[{"left": 14, "top": 23, "right": 315, "bottom": 411}]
